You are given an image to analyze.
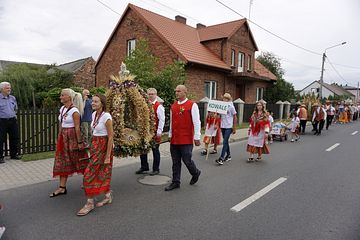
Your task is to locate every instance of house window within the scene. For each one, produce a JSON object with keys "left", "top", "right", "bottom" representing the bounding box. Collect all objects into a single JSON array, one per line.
[
  {"left": 127, "top": 39, "right": 136, "bottom": 56},
  {"left": 311, "top": 88, "right": 319, "bottom": 94},
  {"left": 205, "top": 81, "right": 217, "bottom": 99},
  {"left": 238, "top": 52, "right": 244, "bottom": 72},
  {"left": 231, "top": 49, "right": 235, "bottom": 67},
  {"left": 256, "top": 87, "right": 264, "bottom": 101},
  {"left": 247, "top": 54, "right": 252, "bottom": 71}
]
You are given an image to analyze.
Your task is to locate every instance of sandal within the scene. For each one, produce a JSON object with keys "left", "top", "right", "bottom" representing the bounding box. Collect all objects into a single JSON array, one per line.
[
  {"left": 247, "top": 158, "right": 254, "bottom": 163},
  {"left": 210, "top": 149, "right": 217, "bottom": 154},
  {"left": 49, "top": 186, "right": 67, "bottom": 198},
  {"left": 96, "top": 191, "right": 113, "bottom": 207},
  {"left": 77, "top": 200, "right": 95, "bottom": 216}
]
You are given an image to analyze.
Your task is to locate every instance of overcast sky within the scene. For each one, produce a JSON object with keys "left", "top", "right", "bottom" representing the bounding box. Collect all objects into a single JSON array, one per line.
[{"left": 0, "top": 0, "right": 359, "bottom": 89}]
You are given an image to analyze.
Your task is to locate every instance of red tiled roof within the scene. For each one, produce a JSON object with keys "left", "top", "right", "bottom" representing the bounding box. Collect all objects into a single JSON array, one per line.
[
  {"left": 254, "top": 60, "right": 277, "bottom": 81},
  {"left": 130, "top": 4, "right": 230, "bottom": 70},
  {"left": 198, "top": 19, "right": 246, "bottom": 41}
]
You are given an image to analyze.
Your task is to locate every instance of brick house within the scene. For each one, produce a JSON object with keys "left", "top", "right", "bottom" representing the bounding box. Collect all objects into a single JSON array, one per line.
[
  {"left": 95, "top": 4, "right": 276, "bottom": 103},
  {"left": 56, "top": 57, "right": 96, "bottom": 89}
]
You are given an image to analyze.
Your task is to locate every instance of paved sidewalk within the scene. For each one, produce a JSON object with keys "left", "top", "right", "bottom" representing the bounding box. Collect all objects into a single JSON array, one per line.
[{"left": 0, "top": 128, "right": 249, "bottom": 191}]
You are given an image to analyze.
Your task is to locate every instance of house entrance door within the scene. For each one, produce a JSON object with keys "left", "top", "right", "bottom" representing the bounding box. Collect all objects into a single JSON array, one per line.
[{"left": 236, "top": 84, "right": 245, "bottom": 100}]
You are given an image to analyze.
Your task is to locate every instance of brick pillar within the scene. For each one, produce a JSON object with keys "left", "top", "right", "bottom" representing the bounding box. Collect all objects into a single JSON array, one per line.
[
  {"left": 276, "top": 100, "right": 284, "bottom": 120},
  {"left": 233, "top": 98, "right": 245, "bottom": 125}
]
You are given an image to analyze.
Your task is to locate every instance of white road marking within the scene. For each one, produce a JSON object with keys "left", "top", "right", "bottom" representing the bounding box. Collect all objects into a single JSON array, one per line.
[
  {"left": 326, "top": 143, "right": 340, "bottom": 152},
  {"left": 351, "top": 131, "right": 358, "bottom": 135},
  {"left": 230, "top": 177, "right": 287, "bottom": 213}
]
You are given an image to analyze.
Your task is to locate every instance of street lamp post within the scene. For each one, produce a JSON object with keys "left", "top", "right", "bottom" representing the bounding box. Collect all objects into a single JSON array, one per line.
[{"left": 319, "top": 42, "right": 346, "bottom": 100}]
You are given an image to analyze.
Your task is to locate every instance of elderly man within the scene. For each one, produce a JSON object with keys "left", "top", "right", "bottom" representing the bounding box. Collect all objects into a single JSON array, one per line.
[
  {"left": 165, "top": 85, "right": 201, "bottom": 191},
  {"left": 0, "top": 82, "right": 21, "bottom": 163},
  {"left": 136, "top": 88, "right": 165, "bottom": 175},
  {"left": 81, "top": 89, "right": 93, "bottom": 145}
]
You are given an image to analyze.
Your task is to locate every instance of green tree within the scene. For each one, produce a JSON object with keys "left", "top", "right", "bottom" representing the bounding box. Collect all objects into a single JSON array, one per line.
[
  {"left": 257, "top": 52, "right": 295, "bottom": 103},
  {"left": 125, "top": 39, "right": 186, "bottom": 108}
]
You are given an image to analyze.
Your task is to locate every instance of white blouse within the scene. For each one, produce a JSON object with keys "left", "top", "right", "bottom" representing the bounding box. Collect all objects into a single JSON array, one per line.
[
  {"left": 58, "top": 106, "right": 80, "bottom": 128},
  {"left": 91, "top": 112, "right": 112, "bottom": 136}
]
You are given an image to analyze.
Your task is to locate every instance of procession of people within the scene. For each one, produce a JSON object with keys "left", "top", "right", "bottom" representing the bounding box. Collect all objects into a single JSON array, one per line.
[{"left": 1, "top": 76, "right": 358, "bottom": 219}]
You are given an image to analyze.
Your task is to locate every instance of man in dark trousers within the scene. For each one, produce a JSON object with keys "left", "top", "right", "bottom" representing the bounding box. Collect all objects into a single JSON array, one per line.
[
  {"left": 165, "top": 85, "right": 201, "bottom": 191},
  {"left": 0, "top": 82, "right": 21, "bottom": 163},
  {"left": 136, "top": 88, "right": 165, "bottom": 175}
]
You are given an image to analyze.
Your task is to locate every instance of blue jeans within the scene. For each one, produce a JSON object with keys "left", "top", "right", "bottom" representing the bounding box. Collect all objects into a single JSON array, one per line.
[{"left": 220, "top": 128, "right": 232, "bottom": 159}]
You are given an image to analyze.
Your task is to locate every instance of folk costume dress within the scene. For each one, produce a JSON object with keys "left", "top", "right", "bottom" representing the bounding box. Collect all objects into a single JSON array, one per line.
[
  {"left": 246, "top": 112, "right": 270, "bottom": 155},
  {"left": 83, "top": 112, "right": 113, "bottom": 198},
  {"left": 53, "top": 106, "right": 88, "bottom": 177},
  {"left": 203, "top": 113, "right": 221, "bottom": 145}
]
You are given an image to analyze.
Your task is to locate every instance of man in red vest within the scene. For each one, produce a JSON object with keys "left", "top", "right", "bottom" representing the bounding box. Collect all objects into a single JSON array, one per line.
[
  {"left": 165, "top": 85, "right": 201, "bottom": 191},
  {"left": 136, "top": 88, "right": 165, "bottom": 175},
  {"left": 312, "top": 104, "right": 327, "bottom": 136}
]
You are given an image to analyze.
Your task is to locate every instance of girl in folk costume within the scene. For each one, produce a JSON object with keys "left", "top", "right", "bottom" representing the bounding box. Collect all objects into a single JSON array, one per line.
[
  {"left": 50, "top": 89, "right": 87, "bottom": 197},
  {"left": 289, "top": 112, "right": 300, "bottom": 142},
  {"left": 338, "top": 102, "right": 347, "bottom": 124},
  {"left": 201, "top": 112, "right": 221, "bottom": 156},
  {"left": 246, "top": 101, "right": 270, "bottom": 163},
  {"left": 77, "top": 94, "right": 114, "bottom": 216}
]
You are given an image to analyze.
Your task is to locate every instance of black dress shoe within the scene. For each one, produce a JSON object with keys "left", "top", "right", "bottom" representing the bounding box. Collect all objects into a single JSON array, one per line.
[
  {"left": 135, "top": 169, "right": 149, "bottom": 174},
  {"left": 190, "top": 170, "right": 201, "bottom": 185},
  {"left": 0, "top": 158, "right": 4, "bottom": 164},
  {"left": 164, "top": 182, "right": 180, "bottom": 191},
  {"left": 149, "top": 170, "right": 160, "bottom": 176},
  {"left": 10, "top": 155, "right": 22, "bottom": 160}
]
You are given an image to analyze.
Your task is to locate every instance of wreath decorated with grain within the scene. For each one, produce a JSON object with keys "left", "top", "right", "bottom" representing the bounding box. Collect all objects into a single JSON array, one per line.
[{"left": 106, "top": 63, "right": 155, "bottom": 157}]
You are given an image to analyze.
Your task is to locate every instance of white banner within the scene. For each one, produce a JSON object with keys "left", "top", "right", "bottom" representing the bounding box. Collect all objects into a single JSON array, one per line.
[{"left": 207, "top": 100, "right": 229, "bottom": 114}]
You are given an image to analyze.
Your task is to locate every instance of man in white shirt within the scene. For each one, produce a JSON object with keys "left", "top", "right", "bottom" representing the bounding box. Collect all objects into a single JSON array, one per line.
[
  {"left": 325, "top": 101, "right": 335, "bottom": 130},
  {"left": 312, "top": 104, "right": 327, "bottom": 135},
  {"left": 136, "top": 88, "right": 165, "bottom": 176}
]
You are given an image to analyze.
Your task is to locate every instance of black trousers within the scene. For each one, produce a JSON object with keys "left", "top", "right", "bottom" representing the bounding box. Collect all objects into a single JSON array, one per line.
[
  {"left": 170, "top": 144, "right": 200, "bottom": 184},
  {"left": 314, "top": 120, "right": 325, "bottom": 134},
  {"left": 326, "top": 115, "right": 334, "bottom": 129},
  {"left": 0, "top": 118, "right": 20, "bottom": 157},
  {"left": 299, "top": 120, "right": 307, "bottom": 133},
  {"left": 139, "top": 144, "right": 160, "bottom": 171}
]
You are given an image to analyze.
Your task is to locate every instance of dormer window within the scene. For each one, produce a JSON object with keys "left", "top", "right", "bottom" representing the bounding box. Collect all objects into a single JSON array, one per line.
[{"left": 238, "top": 52, "right": 244, "bottom": 72}]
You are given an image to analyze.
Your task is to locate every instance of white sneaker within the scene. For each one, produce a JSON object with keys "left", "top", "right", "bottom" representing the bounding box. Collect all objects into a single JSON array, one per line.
[
  {"left": 0, "top": 226, "right": 5, "bottom": 238},
  {"left": 291, "top": 139, "right": 294, "bottom": 142}
]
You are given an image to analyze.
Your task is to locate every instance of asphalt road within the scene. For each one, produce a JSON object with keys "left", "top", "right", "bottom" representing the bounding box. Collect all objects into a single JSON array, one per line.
[{"left": 1, "top": 121, "right": 360, "bottom": 240}]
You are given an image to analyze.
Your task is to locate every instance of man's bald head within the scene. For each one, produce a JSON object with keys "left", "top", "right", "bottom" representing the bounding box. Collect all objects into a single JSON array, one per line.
[{"left": 175, "top": 85, "right": 188, "bottom": 101}]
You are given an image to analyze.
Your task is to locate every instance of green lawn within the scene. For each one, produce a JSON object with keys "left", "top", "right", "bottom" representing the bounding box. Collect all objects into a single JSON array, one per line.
[{"left": 21, "top": 151, "right": 55, "bottom": 162}]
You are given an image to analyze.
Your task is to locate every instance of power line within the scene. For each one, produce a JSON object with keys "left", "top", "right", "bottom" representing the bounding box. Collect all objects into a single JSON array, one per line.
[
  {"left": 215, "top": 0, "right": 322, "bottom": 56},
  {"left": 325, "top": 56, "right": 349, "bottom": 85},
  {"left": 329, "top": 62, "right": 360, "bottom": 70},
  {"left": 96, "top": 0, "right": 121, "bottom": 15}
]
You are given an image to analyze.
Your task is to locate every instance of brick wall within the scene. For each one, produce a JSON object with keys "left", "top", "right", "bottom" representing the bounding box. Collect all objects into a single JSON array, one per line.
[
  {"left": 96, "top": 9, "right": 179, "bottom": 87},
  {"left": 243, "top": 80, "right": 272, "bottom": 103},
  {"left": 73, "top": 58, "right": 96, "bottom": 89}
]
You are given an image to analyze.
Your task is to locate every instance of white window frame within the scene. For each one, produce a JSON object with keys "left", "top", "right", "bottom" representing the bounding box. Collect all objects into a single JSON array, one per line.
[
  {"left": 204, "top": 81, "right": 217, "bottom": 100},
  {"left": 247, "top": 54, "right": 252, "bottom": 71},
  {"left": 238, "top": 52, "right": 244, "bottom": 72},
  {"left": 256, "top": 87, "right": 264, "bottom": 102},
  {"left": 127, "top": 39, "right": 136, "bottom": 56},
  {"left": 231, "top": 49, "right": 235, "bottom": 67}
]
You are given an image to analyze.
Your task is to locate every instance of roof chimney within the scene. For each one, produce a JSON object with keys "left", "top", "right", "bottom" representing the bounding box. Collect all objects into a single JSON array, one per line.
[
  {"left": 196, "top": 23, "right": 206, "bottom": 29},
  {"left": 175, "top": 15, "right": 186, "bottom": 24}
]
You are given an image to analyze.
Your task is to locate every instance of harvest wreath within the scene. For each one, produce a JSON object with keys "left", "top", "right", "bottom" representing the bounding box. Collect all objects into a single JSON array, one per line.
[{"left": 106, "top": 63, "right": 155, "bottom": 157}]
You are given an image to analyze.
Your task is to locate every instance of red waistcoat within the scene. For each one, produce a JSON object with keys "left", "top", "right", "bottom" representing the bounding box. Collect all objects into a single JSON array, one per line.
[
  {"left": 153, "top": 101, "right": 160, "bottom": 133},
  {"left": 170, "top": 100, "right": 194, "bottom": 145},
  {"left": 315, "top": 108, "right": 325, "bottom": 121}
]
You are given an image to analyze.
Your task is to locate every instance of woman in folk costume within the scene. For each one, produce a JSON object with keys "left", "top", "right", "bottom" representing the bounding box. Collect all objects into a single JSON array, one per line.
[
  {"left": 50, "top": 88, "right": 87, "bottom": 197},
  {"left": 77, "top": 94, "right": 114, "bottom": 216},
  {"left": 201, "top": 112, "right": 221, "bottom": 155},
  {"left": 246, "top": 101, "right": 270, "bottom": 162},
  {"left": 338, "top": 102, "right": 346, "bottom": 124}
]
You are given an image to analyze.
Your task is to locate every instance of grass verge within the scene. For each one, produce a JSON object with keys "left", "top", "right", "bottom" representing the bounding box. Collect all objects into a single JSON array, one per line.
[{"left": 22, "top": 151, "right": 55, "bottom": 162}]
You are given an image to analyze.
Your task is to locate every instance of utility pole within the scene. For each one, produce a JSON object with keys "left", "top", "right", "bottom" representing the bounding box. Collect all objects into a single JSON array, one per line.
[
  {"left": 357, "top": 81, "right": 359, "bottom": 102},
  {"left": 319, "top": 53, "right": 326, "bottom": 100},
  {"left": 319, "top": 42, "right": 346, "bottom": 101}
]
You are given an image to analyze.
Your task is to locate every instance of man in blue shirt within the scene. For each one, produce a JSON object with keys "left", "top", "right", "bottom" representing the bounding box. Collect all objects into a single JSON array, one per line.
[
  {"left": 81, "top": 89, "right": 93, "bottom": 145},
  {"left": 0, "top": 82, "right": 21, "bottom": 163}
]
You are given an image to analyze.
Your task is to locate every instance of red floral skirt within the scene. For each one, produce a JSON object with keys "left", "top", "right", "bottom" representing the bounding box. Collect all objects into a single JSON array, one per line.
[
  {"left": 203, "top": 128, "right": 221, "bottom": 145},
  {"left": 83, "top": 136, "right": 113, "bottom": 198},
  {"left": 246, "top": 144, "right": 270, "bottom": 155},
  {"left": 53, "top": 128, "right": 88, "bottom": 177}
]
